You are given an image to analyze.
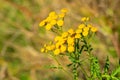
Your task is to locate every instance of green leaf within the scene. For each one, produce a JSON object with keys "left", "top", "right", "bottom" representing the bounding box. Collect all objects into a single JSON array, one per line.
[{"left": 104, "top": 56, "right": 110, "bottom": 74}]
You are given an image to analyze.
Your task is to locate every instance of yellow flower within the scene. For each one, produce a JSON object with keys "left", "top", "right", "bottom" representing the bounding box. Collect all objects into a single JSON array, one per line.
[
  {"left": 68, "top": 46, "right": 74, "bottom": 52},
  {"left": 75, "top": 29, "right": 82, "bottom": 33},
  {"left": 68, "top": 29, "right": 74, "bottom": 35},
  {"left": 60, "top": 45, "right": 66, "bottom": 53},
  {"left": 50, "top": 45, "right": 55, "bottom": 50},
  {"left": 67, "top": 37, "right": 74, "bottom": 45},
  {"left": 59, "top": 13, "right": 65, "bottom": 18},
  {"left": 50, "top": 19, "right": 56, "bottom": 25},
  {"left": 81, "top": 17, "right": 89, "bottom": 22},
  {"left": 75, "top": 33, "right": 81, "bottom": 39},
  {"left": 46, "top": 46, "right": 51, "bottom": 50},
  {"left": 54, "top": 49, "right": 60, "bottom": 55},
  {"left": 57, "top": 20, "right": 64, "bottom": 26},
  {"left": 91, "top": 27, "right": 97, "bottom": 32},
  {"left": 54, "top": 36, "right": 61, "bottom": 42},
  {"left": 45, "top": 17, "right": 52, "bottom": 22},
  {"left": 39, "top": 20, "right": 46, "bottom": 27},
  {"left": 87, "top": 24, "right": 92, "bottom": 28},
  {"left": 82, "top": 31, "right": 88, "bottom": 36},
  {"left": 62, "top": 32, "right": 68, "bottom": 38},
  {"left": 78, "top": 24, "right": 85, "bottom": 29},
  {"left": 49, "top": 11, "right": 56, "bottom": 17},
  {"left": 51, "top": 14, "right": 58, "bottom": 20},
  {"left": 83, "top": 27, "right": 89, "bottom": 31},
  {"left": 61, "top": 8, "right": 68, "bottom": 13},
  {"left": 55, "top": 42, "right": 61, "bottom": 48},
  {"left": 45, "top": 24, "right": 52, "bottom": 30},
  {"left": 40, "top": 48, "right": 45, "bottom": 52}
]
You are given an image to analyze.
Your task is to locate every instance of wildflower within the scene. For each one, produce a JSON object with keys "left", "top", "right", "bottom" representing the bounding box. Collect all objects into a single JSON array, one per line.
[
  {"left": 46, "top": 46, "right": 51, "bottom": 50},
  {"left": 82, "top": 31, "right": 88, "bottom": 36},
  {"left": 78, "top": 24, "right": 85, "bottom": 29},
  {"left": 49, "top": 11, "right": 56, "bottom": 17},
  {"left": 91, "top": 27, "right": 97, "bottom": 32},
  {"left": 62, "top": 32, "right": 68, "bottom": 38},
  {"left": 75, "top": 29, "right": 82, "bottom": 33},
  {"left": 54, "top": 49, "right": 60, "bottom": 55},
  {"left": 60, "top": 45, "right": 66, "bottom": 53},
  {"left": 55, "top": 42, "right": 61, "bottom": 48},
  {"left": 67, "top": 37, "right": 74, "bottom": 45},
  {"left": 54, "top": 36, "right": 61, "bottom": 42},
  {"left": 87, "top": 24, "right": 92, "bottom": 28},
  {"left": 83, "top": 27, "right": 89, "bottom": 31},
  {"left": 61, "top": 8, "right": 68, "bottom": 13},
  {"left": 39, "top": 20, "right": 46, "bottom": 27},
  {"left": 50, "top": 45, "right": 55, "bottom": 50},
  {"left": 59, "top": 13, "right": 65, "bottom": 18},
  {"left": 45, "top": 24, "right": 52, "bottom": 30},
  {"left": 57, "top": 20, "right": 64, "bottom": 26},
  {"left": 75, "top": 33, "right": 81, "bottom": 38},
  {"left": 68, "top": 46, "right": 74, "bottom": 52},
  {"left": 81, "top": 17, "right": 89, "bottom": 22},
  {"left": 40, "top": 48, "right": 45, "bottom": 52},
  {"left": 68, "top": 29, "right": 74, "bottom": 35},
  {"left": 50, "top": 19, "right": 57, "bottom": 25}
]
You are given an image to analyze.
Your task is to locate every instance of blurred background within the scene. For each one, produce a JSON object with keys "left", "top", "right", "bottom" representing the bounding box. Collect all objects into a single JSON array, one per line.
[{"left": 0, "top": 0, "right": 120, "bottom": 80}]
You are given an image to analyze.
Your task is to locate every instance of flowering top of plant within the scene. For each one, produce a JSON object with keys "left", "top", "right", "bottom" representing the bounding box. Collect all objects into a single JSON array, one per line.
[
  {"left": 39, "top": 8, "right": 68, "bottom": 31},
  {"left": 39, "top": 9, "right": 98, "bottom": 55}
]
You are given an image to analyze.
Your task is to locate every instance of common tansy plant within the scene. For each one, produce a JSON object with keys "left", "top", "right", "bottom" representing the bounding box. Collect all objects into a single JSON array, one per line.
[{"left": 39, "top": 8, "right": 120, "bottom": 80}]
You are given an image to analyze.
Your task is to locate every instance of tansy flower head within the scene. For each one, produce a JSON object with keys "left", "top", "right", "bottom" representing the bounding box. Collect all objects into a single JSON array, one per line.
[
  {"left": 78, "top": 24, "right": 85, "bottom": 29},
  {"left": 91, "top": 27, "right": 98, "bottom": 32},
  {"left": 82, "top": 31, "right": 88, "bottom": 37},
  {"left": 75, "top": 33, "right": 81, "bottom": 39},
  {"left": 81, "top": 17, "right": 89, "bottom": 22},
  {"left": 61, "top": 8, "right": 68, "bottom": 13},
  {"left": 60, "top": 45, "right": 66, "bottom": 53},
  {"left": 40, "top": 48, "right": 45, "bottom": 53},
  {"left": 54, "top": 49, "right": 60, "bottom": 55},
  {"left": 68, "top": 46, "right": 74, "bottom": 53},
  {"left": 57, "top": 20, "right": 64, "bottom": 26},
  {"left": 45, "top": 24, "right": 52, "bottom": 30},
  {"left": 68, "top": 29, "right": 74, "bottom": 35}
]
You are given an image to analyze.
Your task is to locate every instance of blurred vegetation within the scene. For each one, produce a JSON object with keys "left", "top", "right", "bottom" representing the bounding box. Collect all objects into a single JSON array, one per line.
[{"left": 0, "top": 0, "right": 120, "bottom": 80}]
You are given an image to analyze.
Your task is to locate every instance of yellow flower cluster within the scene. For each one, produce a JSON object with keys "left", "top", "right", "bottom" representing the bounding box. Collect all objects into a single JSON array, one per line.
[
  {"left": 41, "top": 19, "right": 97, "bottom": 55},
  {"left": 39, "top": 8, "right": 68, "bottom": 30}
]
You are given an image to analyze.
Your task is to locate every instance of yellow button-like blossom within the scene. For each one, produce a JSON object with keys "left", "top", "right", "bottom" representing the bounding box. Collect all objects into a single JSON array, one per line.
[
  {"left": 75, "top": 33, "right": 81, "bottom": 39},
  {"left": 81, "top": 17, "right": 89, "bottom": 22},
  {"left": 68, "top": 46, "right": 74, "bottom": 52},
  {"left": 60, "top": 45, "right": 66, "bottom": 53},
  {"left": 62, "top": 32, "right": 68, "bottom": 38},
  {"left": 83, "top": 27, "right": 89, "bottom": 31},
  {"left": 61, "top": 8, "right": 68, "bottom": 13},
  {"left": 67, "top": 37, "right": 74, "bottom": 45},
  {"left": 54, "top": 49, "right": 60, "bottom": 55},
  {"left": 59, "top": 13, "right": 65, "bottom": 18},
  {"left": 54, "top": 36, "right": 61, "bottom": 42},
  {"left": 68, "top": 29, "right": 74, "bottom": 35},
  {"left": 45, "top": 24, "right": 52, "bottom": 30},
  {"left": 46, "top": 46, "right": 51, "bottom": 50},
  {"left": 50, "top": 45, "right": 55, "bottom": 50},
  {"left": 76, "top": 29, "right": 82, "bottom": 33},
  {"left": 55, "top": 42, "right": 61, "bottom": 48},
  {"left": 49, "top": 11, "right": 56, "bottom": 17},
  {"left": 78, "top": 24, "right": 85, "bottom": 29},
  {"left": 50, "top": 19, "right": 57, "bottom": 25},
  {"left": 91, "top": 27, "right": 97, "bottom": 32},
  {"left": 39, "top": 20, "right": 46, "bottom": 27},
  {"left": 82, "top": 31, "right": 88, "bottom": 36},
  {"left": 40, "top": 48, "right": 45, "bottom": 52},
  {"left": 57, "top": 20, "right": 64, "bottom": 26}
]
